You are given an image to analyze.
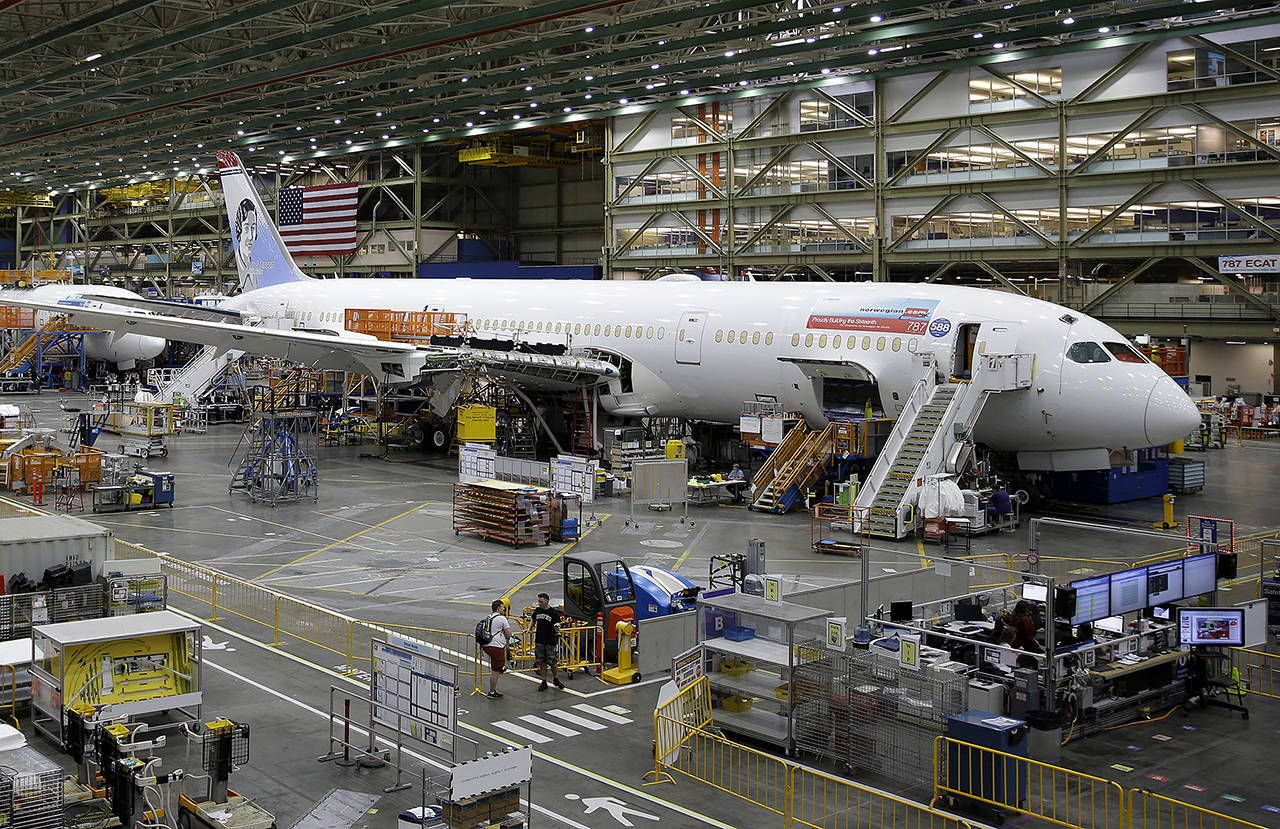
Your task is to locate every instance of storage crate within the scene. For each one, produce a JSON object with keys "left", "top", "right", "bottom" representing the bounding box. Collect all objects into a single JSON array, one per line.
[
  {"left": 724, "top": 625, "right": 756, "bottom": 641},
  {"left": 722, "top": 695, "right": 754, "bottom": 712},
  {"left": 720, "top": 658, "right": 753, "bottom": 676}
]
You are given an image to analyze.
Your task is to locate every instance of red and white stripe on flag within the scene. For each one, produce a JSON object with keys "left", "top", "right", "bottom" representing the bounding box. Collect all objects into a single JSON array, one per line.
[{"left": 278, "top": 181, "right": 359, "bottom": 257}]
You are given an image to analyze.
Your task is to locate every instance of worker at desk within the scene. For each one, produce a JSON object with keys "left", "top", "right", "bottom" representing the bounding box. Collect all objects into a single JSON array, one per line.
[
  {"left": 1005, "top": 601, "right": 1043, "bottom": 654},
  {"left": 986, "top": 484, "right": 1013, "bottom": 523},
  {"left": 726, "top": 463, "right": 747, "bottom": 503}
]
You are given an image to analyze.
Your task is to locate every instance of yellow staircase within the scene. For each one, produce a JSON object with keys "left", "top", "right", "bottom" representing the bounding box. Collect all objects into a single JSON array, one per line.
[
  {"left": 750, "top": 422, "right": 838, "bottom": 513},
  {"left": 0, "top": 315, "right": 89, "bottom": 375}
]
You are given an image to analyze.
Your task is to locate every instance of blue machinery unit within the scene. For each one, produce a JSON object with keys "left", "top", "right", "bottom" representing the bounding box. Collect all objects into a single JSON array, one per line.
[{"left": 945, "top": 710, "right": 1028, "bottom": 816}]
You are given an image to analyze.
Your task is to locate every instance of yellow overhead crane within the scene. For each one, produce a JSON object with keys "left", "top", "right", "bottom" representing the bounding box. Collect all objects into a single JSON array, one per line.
[
  {"left": 0, "top": 191, "right": 54, "bottom": 209},
  {"left": 98, "top": 178, "right": 214, "bottom": 206}
]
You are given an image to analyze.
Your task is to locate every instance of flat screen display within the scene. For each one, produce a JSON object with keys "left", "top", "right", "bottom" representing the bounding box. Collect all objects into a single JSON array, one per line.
[
  {"left": 1109, "top": 567, "right": 1148, "bottom": 615},
  {"left": 1071, "top": 575, "right": 1111, "bottom": 626},
  {"left": 1183, "top": 553, "right": 1218, "bottom": 597},
  {"left": 1152, "top": 606, "right": 1171, "bottom": 620},
  {"left": 1022, "top": 583, "right": 1048, "bottom": 603},
  {"left": 1177, "top": 607, "right": 1244, "bottom": 646},
  {"left": 1146, "top": 560, "right": 1184, "bottom": 606}
]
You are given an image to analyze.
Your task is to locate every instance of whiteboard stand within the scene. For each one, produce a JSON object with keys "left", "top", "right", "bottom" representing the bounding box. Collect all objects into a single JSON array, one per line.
[{"left": 628, "top": 459, "right": 690, "bottom": 528}]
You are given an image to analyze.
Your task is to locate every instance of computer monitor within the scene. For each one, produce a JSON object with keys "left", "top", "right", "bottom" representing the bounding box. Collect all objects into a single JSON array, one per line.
[
  {"left": 956, "top": 599, "right": 987, "bottom": 622},
  {"left": 1022, "top": 583, "right": 1048, "bottom": 603},
  {"left": 890, "top": 600, "right": 913, "bottom": 622},
  {"left": 1177, "top": 607, "right": 1244, "bottom": 646},
  {"left": 1183, "top": 552, "right": 1218, "bottom": 597},
  {"left": 1152, "top": 605, "right": 1171, "bottom": 620},
  {"left": 1146, "top": 560, "right": 1184, "bottom": 606},
  {"left": 1094, "top": 615, "right": 1125, "bottom": 635},
  {"left": 1109, "top": 567, "right": 1148, "bottom": 615},
  {"left": 1070, "top": 575, "right": 1111, "bottom": 626}
]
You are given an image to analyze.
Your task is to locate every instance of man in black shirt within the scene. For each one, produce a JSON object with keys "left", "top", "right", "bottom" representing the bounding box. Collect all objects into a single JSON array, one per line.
[{"left": 532, "top": 592, "right": 565, "bottom": 691}]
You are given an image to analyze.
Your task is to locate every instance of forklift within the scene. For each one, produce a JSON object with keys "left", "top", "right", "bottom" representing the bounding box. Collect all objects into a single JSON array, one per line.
[{"left": 561, "top": 551, "right": 699, "bottom": 669}]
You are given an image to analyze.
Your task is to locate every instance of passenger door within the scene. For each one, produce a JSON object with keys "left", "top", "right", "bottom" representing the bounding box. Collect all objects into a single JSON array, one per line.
[{"left": 675, "top": 311, "right": 707, "bottom": 365}]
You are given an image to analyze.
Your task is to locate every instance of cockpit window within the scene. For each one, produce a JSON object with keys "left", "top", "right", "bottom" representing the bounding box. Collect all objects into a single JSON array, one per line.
[
  {"left": 1104, "top": 342, "right": 1146, "bottom": 364},
  {"left": 1066, "top": 342, "right": 1110, "bottom": 364}
]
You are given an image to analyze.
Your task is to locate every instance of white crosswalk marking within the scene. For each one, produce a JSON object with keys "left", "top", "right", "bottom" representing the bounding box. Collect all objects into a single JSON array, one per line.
[
  {"left": 491, "top": 720, "right": 553, "bottom": 744},
  {"left": 545, "top": 709, "right": 608, "bottom": 731},
  {"left": 572, "top": 703, "right": 633, "bottom": 724},
  {"left": 518, "top": 714, "right": 580, "bottom": 736},
  {"left": 604, "top": 704, "right": 631, "bottom": 715}
]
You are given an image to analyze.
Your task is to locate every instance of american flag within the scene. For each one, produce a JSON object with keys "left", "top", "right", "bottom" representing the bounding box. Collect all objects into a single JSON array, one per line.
[{"left": 278, "top": 181, "right": 360, "bottom": 257}]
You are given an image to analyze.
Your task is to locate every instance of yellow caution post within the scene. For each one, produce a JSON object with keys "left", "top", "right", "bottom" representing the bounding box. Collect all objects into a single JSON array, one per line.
[
  {"left": 603, "top": 621, "right": 639, "bottom": 685},
  {"left": 1152, "top": 493, "right": 1178, "bottom": 529}
]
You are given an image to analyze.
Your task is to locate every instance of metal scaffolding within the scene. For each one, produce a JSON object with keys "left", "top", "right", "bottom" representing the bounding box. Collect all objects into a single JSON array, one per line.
[{"left": 229, "top": 390, "right": 319, "bottom": 505}]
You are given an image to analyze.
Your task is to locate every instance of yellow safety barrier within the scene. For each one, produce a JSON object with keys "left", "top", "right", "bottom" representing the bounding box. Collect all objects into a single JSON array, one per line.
[
  {"left": 1226, "top": 647, "right": 1280, "bottom": 701},
  {"left": 933, "top": 737, "right": 1125, "bottom": 829},
  {"left": 114, "top": 540, "right": 485, "bottom": 694},
  {"left": 957, "top": 553, "right": 1019, "bottom": 590},
  {"left": 649, "top": 679, "right": 973, "bottom": 828},
  {"left": 791, "top": 766, "right": 972, "bottom": 829},
  {"left": 505, "top": 609, "right": 603, "bottom": 677},
  {"left": 1034, "top": 556, "right": 1133, "bottom": 584},
  {"left": 1128, "top": 788, "right": 1266, "bottom": 829}
]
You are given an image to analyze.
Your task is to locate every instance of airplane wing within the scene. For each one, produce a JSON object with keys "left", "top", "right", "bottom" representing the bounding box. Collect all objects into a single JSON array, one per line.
[
  {"left": 4, "top": 297, "right": 619, "bottom": 388},
  {"left": 73, "top": 294, "right": 244, "bottom": 323}
]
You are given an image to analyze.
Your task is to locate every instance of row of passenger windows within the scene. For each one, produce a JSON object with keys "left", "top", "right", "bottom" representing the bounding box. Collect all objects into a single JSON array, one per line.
[
  {"left": 791, "top": 332, "right": 910, "bottom": 353},
  {"left": 1066, "top": 341, "right": 1146, "bottom": 364},
  {"left": 713, "top": 330, "right": 776, "bottom": 346},
  {"left": 476, "top": 319, "right": 668, "bottom": 340}
]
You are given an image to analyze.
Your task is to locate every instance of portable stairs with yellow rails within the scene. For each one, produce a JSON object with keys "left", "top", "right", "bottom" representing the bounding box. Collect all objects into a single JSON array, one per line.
[
  {"left": 0, "top": 315, "right": 100, "bottom": 381},
  {"left": 855, "top": 350, "right": 1034, "bottom": 539},
  {"left": 140, "top": 344, "right": 245, "bottom": 405},
  {"left": 750, "top": 421, "right": 840, "bottom": 514}
]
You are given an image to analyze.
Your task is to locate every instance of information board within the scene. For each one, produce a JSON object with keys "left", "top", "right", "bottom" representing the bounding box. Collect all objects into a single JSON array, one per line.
[
  {"left": 458, "top": 443, "right": 496, "bottom": 484},
  {"left": 551, "top": 454, "right": 598, "bottom": 504},
  {"left": 671, "top": 645, "right": 704, "bottom": 689},
  {"left": 631, "top": 459, "right": 687, "bottom": 505},
  {"left": 451, "top": 746, "right": 533, "bottom": 801},
  {"left": 371, "top": 636, "right": 458, "bottom": 756}
]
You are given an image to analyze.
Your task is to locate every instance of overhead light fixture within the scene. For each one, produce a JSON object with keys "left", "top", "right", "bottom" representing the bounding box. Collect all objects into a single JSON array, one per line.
[
  {"left": 993, "top": 42, "right": 1005, "bottom": 48},
  {"left": 870, "top": 14, "right": 883, "bottom": 22},
  {"left": 1226, "top": 340, "right": 1246, "bottom": 344},
  {"left": 84, "top": 53, "right": 102, "bottom": 62},
  {"left": 1063, "top": 16, "right": 1075, "bottom": 24},
  {"left": 1098, "top": 26, "right": 1111, "bottom": 32}
]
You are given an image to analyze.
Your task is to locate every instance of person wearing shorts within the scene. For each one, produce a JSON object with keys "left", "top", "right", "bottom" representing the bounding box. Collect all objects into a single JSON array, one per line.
[
  {"left": 484, "top": 599, "right": 511, "bottom": 699},
  {"left": 531, "top": 593, "right": 565, "bottom": 691}
]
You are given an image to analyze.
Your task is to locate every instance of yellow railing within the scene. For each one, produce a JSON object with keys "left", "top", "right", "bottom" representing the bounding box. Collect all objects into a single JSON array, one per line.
[
  {"left": 1128, "top": 789, "right": 1266, "bottom": 829},
  {"left": 116, "top": 540, "right": 485, "bottom": 694},
  {"left": 933, "top": 737, "right": 1125, "bottom": 829},
  {"left": 505, "top": 610, "right": 603, "bottom": 677},
  {"left": 1226, "top": 647, "right": 1280, "bottom": 701},
  {"left": 792, "top": 766, "right": 972, "bottom": 829},
  {"left": 649, "top": 679, "right": 973, "bottom": 828},
  {"left": 959, "top": 553, "right": 1019, "bottom": 590}
]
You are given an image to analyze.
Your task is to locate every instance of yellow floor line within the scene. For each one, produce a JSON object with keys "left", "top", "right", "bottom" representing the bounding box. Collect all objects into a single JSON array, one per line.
[
  {"left": 503, "top": 514, "right": 610, "bottom": 601},
  {"left": 253, "top": 502, "right": 428, "bottom": 581},
  {"left": 672, "top": 548, "right": 692, "bottom": 571},
  {"left": 204, "top": 505, "right": 390, "bottom": 551}
]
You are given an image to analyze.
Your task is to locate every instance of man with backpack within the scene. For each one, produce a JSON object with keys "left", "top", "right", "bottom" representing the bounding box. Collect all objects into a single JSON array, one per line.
[{"left": 476, "top": 599, "right": 512, "bottom": 699}]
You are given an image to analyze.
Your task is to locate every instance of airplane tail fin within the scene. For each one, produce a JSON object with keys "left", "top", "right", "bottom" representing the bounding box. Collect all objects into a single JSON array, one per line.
[{"left": 217, "top": 150, "right": 312, "bottom": 293}]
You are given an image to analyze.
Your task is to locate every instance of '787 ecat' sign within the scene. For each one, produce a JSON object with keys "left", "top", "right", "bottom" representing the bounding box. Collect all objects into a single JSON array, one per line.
[{"left": 1218, "top": 255, "right": 1280, "bottom": 273}]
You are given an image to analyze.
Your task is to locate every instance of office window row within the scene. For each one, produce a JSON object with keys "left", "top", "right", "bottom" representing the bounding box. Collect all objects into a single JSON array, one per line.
[{"left": 1168, "top": 39, "right": 1280, "bottom": 90}]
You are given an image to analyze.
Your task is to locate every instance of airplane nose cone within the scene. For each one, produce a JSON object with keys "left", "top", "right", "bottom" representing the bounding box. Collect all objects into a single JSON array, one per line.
[{"left": 1145, "top": 378, "right": 1200, "bottom": 446}]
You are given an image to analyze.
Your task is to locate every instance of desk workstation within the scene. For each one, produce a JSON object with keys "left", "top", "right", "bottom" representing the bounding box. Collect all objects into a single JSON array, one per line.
[{"left": 862, "top": 548, "right": 1242, "bottom": 741}]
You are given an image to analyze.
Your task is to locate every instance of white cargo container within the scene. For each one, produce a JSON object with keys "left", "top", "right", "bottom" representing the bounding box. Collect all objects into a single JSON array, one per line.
[{"left": 0, "top": 515, "right": 114, "bottom": 586}]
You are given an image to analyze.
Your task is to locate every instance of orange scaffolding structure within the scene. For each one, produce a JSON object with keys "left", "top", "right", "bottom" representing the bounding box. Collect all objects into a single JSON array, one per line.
[{"left": 343, "top": 309, "right": 470, "bottom": 343}]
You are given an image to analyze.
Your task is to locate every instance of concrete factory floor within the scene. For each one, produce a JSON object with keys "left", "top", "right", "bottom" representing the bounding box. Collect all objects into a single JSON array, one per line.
[{"left": 5, "top": 393, "right": 1279, "bottom": 829}]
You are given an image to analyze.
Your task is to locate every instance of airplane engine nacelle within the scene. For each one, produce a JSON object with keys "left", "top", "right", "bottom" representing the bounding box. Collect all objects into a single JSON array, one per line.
[{"left": 84, "top": 332, "right": 167, "bottom": 370}]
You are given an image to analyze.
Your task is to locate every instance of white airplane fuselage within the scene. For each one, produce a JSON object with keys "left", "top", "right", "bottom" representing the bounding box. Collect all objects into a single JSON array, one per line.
[
  {"left": 225, "top": 279, "right": 1200, "bottom": 456},
  {"left": 0, "top": 285, "right": 166, "bottom": 370}
]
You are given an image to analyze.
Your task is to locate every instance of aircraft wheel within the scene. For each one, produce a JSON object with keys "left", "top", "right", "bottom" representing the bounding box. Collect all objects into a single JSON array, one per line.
[{"left": 429, "top": 426, "right": 448, "bottom": 452}]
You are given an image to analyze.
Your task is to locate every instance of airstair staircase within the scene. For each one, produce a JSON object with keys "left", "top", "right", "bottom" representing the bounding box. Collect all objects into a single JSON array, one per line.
[
  {"left": 855, "top": 351, "right": 1033, "bottom": 538},
  {"left": 750, "top": 420, "right": 839, "bottom": 514},
  {"left": 138, "top": 345, "right": 244, "bottom": 405},
  {"left": 0, "top": 316, "right": 87, "bottom": 376}
]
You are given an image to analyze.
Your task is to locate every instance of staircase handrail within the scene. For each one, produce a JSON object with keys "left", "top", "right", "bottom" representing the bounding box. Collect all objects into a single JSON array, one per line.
[
  {"left": 775, "top": 423, "right": 837, "bottom": 495},
  {"left": 751, "top": 416, "right": 808, "bottom": 492},
  {"left": 854, "top": 360, "right": 938, "bottom": 509}
]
